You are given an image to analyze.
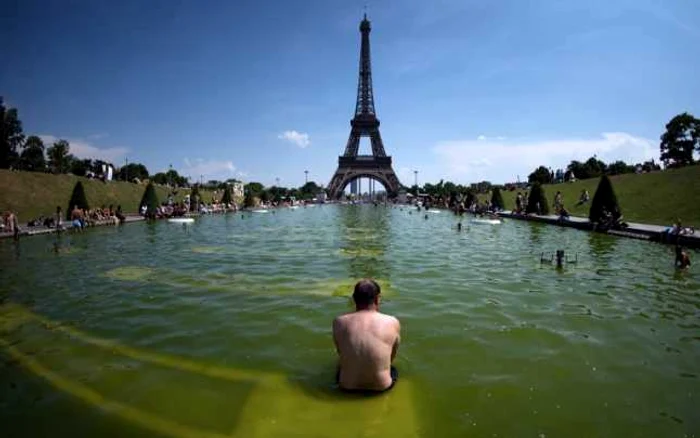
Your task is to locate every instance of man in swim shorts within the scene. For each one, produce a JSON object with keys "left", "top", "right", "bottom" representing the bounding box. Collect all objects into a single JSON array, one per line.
[
  {"left": 333, "top": 279, "right": 401, "bottom": 392},
  {"left": 676, "top": 245, "right": 691, "bottom": 270}
]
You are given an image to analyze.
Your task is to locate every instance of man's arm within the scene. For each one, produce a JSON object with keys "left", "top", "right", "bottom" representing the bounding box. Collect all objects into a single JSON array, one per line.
[
  {"left": 390, "top": 318, "right": 401, "bottom": 362},
  {"left": 332, "top": 317, "right": 341, "bottom": 354}
]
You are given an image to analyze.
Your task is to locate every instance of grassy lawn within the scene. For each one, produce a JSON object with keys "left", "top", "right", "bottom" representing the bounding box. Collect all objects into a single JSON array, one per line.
[
  {"left": 0, "top": 170, "right": 216, "bottom": 221},
  {"left": 481, "top": 165, "right": 700, "bottom": 226}
]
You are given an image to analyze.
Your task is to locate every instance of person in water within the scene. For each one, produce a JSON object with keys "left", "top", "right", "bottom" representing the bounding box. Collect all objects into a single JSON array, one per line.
[
  {"left": 675, "top": 245, "right": 691, "bottom": 270},
  {"left": 333, "top": 279, "right": 401, "bottom": 393}
]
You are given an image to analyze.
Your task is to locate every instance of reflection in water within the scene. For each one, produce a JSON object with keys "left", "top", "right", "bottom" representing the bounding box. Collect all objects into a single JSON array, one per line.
[
  {"left": 338, "top": 205, "right": 390, "bottom": 281},
  {"left": 588, "top": 231, "right": 618, "bottom": 259},
  {"left": 528, "top": 221, "right": 544, "bottom": 245}
]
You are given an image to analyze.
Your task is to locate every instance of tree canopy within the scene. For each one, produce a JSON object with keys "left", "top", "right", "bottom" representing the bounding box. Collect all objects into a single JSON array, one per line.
[
  {"left": 1, "top": 97, "right": 25, "bottom": 169},
  {"left": 117, "top": 162, "right": 149, "bottom": 182},
  {"left": 47, "top": 139, "right": 71, "bottom": 174},
  {"left": 19, "top": 135, "right": 46, "bottom": 171},
  {"left": 528, "top": 166, "right": 553, "bottom": 185},
  {"left": 660, "top": 112, "right": 700, "bottom": 168}
]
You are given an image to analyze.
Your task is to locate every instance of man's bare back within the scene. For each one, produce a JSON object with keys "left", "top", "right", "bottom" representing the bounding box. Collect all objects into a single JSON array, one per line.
[{"left": 333, "top": 279, "right": 401, "bottom": 392}]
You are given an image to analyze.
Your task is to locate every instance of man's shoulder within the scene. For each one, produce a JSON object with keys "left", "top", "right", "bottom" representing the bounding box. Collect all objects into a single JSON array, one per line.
[{"left": 378, "top": 312, "right": 400, "bottom": 326}]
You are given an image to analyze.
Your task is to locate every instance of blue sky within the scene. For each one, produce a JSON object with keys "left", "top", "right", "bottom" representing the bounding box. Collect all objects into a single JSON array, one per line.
[{"left": 2, "top": 0, "right": 699, "bottom": 188}]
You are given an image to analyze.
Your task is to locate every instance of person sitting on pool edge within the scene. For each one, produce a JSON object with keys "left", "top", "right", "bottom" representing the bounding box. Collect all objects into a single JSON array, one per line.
[{"left": 333, "top": 279, "right": 401, "bottom": 393}]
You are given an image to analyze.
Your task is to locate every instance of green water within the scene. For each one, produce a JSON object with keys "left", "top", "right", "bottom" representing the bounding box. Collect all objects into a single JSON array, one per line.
[{"left": 1, "top": 205, "right": 698, "bottom": 437}]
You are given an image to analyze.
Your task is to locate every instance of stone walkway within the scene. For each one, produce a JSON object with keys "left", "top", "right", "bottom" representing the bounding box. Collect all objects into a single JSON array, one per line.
[
  {"left": 499, "top": 211, "right": 700, "bottom": 248},
  {"left": 0, "top": 215, "right": 145, "bottom": 240}
]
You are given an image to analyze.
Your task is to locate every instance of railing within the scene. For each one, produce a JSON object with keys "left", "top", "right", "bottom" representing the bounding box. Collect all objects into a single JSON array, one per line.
[{"left": 338, "top": 156, "right": 392, "bottom": 167}]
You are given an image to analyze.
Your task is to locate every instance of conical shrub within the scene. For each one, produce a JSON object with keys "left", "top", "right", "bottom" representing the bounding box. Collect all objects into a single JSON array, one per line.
[
  {"left": 140, "top": 182, "right": 159, "bottom": 218},
  {"left": 67, "top": 181, "right": 89, "bottom": 219},
  {"left": 526, "top": 183, "right": 549, "bottom": 215},
  {"left": 244, "top": 190, "right": 256, "bottom": 208},
  {"left": 221, "top": 186, "right": 232, "bottom": 205},
  {"left": 465, "top": 190, "right": 476, "bottom": 208},
  {"left": 589, "top": 175, "right": 621, "bottom": 222},
  {"left": 490, "top": 187, "right": 505, "bottom": 210},
  {"left": 190, "top": 185, "right": 200, "bottom": 211}
]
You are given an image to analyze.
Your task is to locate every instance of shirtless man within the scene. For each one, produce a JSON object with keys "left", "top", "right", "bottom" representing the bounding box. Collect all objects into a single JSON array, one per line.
[
  {"left": 333, "top": 279, "right": 401, "bottom": 392},
  {"left": 71, "top": 205, "right": 84, "bottom": 229},
  {"left": 676, "top": 245, "right": 691, "bottom": 270}
]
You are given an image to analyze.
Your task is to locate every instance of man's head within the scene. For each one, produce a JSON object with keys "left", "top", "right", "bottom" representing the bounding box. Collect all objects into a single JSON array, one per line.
[{"left": 353, "top": 279, "right": 381, "bottom": 310}]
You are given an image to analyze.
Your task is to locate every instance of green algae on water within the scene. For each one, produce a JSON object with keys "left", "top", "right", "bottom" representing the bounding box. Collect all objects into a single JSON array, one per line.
[
  {"left": 191, "top": 246, "right": 226, "bottom": 254},
  {"left": 104, "top": 266, "right": 155, "bottom": 282}
]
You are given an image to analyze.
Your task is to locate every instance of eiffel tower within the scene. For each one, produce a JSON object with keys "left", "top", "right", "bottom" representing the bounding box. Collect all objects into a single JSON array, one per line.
[{"left": 327, "top": 14, "right": 401, "bottom": 199}]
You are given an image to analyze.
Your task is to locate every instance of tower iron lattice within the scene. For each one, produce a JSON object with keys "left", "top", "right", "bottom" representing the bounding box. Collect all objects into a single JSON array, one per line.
[{"left": 327, "top": 14, "right": 401, "bottom": 199}]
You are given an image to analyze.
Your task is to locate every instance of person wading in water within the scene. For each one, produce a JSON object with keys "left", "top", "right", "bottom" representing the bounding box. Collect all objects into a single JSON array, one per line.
[{"left": 333, "top": 279, "right": 401, "bottom": 393}]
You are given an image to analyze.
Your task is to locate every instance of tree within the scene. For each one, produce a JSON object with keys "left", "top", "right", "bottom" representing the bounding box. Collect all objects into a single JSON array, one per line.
[
  {"left": 140, "top": 183, "right": 159, "bottom": 219},
  {"left": 566, "top": 160, "right": 588, "bottom": 180},
  {"left": 47, "top": 139, "right": 71, "bottom": 173},
  {"left": 1, "top": 97, "right": 25, "bottom": 169},
  {"left": 660, "top": 112, "right": 700, "bottom": 168},
  {"left": 299, "top": 181, "right": 321, "bottom": 199},
  {"left": 589, "top": 175, "right": 621, "bottom": 223},
  {"left": 607, "top": 160, "right": 633, "bottom": 175},
  {"left": 166, "top": 169, "right": 187, "bottom": 187},
  {"left": 528, "top": 166, "right": 553, "bottom": 185},
  {"left": 117, "top": 162, "right": 149, "bottom": 182},
  {"left": 526, "top": 183, "right": 549, "bottom": 215},
  {"left": 490, "top": 187, "right": 505, "bottom": 210},
  {"left": 245, "top": 182, "right": 264, "bottom": 198},
  {"left": 584, "top": 156, "right": 607, "bottom": 178},
  {"left": 66, "top": 181, "right": 89, "bottom": 219},
  {"left": 151, "top": 172, "right": 168, "bottom": 185},
  {"left": 19, "top": 135, "right": 46, "bottom": 171},
  {"left": 637, "top": 159, "right": 661, "bottom": 173},
  {"left": 70, "top": 158, "right": 93, "bottom": 177}
]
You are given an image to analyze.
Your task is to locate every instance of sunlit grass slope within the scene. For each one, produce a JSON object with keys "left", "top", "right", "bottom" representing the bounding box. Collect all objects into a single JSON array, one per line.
[
  {"left": 484, "top": 165, "right": 700, "bottom": 226},
  {"left": 0, "top": 170, "right": 215, "bottom": 220}
]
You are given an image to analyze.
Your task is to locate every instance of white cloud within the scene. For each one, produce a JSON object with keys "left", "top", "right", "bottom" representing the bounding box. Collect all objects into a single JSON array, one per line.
[
  {"left": 182, "top": 158, "right": 238, "bottom": 181},
  {"left": 278, "top": 130, "right": 310, "bottom": 148},
  {"left": 39, "top": 135, "right": 128, "bottom": 163},
  {"left": 433, "top": 132, "right": 658, "bottom": 183},
  {"left": 477, "top": 135, "right": 507, "bottom": 141}
]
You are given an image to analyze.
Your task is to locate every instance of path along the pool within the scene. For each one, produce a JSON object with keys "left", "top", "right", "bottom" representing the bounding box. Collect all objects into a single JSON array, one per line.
[
  {"left": 0, "top": 215, "right": 146, "bottom": 240},
  {"left": 497, "top": 211, "right": 700, "bottom": 249}
]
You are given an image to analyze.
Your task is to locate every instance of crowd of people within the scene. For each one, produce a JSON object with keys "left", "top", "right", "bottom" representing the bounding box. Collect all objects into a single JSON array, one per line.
[{"left": 69, "top": 205, "right": 126, "bottom": 230}]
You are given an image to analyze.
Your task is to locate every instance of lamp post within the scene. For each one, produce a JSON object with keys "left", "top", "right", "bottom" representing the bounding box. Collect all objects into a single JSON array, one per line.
[
  {"left": 414, "top": 170, "right": 418, "bottom": 187},
  {"left": 304, "top": 170, "right": 308, "bottom": 184}
]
